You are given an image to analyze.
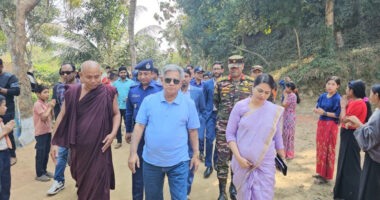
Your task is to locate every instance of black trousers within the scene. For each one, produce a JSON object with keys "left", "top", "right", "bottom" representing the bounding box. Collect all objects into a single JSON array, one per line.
[
  {"left": 3, "top": 114, "right": 16, "bottom": 158},
  {"left": 35, "top": 133, "right": 51, "bottom": 177},
  {"left": 358, "top": 153, "right": 380, "bottom": 200},
  {"left": 116, "top": 109, "right": 126, "bottom": 144},
  {"left": 334, "top": 128, "right": 361, "bottom": 200}
]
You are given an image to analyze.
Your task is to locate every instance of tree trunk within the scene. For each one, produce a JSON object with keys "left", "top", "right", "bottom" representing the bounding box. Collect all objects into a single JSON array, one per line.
[
  {"left": 335, "top": 31, "right": 344, "bottom": 48},
  {"left": 325, "top": 0, "right": 334, "bottom": 28},
  {"left": 128, "top": 0, "right": 137, "bottom": 67},
  {"left": 0, "top": 0, "right": 41, "bottom": 145},
  {"left": 293, "top": 28, "right": 302, "bottom": 60},
  {"left": 322, "top": 0, "right": 335, "bottom": 56}
]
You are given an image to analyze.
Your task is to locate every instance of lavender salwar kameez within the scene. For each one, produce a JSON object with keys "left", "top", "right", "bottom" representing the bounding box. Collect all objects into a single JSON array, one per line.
[{"left": 226, "top": 98, "right": 284, "bottom": 200}]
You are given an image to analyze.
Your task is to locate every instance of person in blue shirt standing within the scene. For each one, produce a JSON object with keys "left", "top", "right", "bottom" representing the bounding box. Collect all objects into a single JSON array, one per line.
[
  {"left": 128, "top": 64, "right": 200, "bottom": 200},
  {"left": 181, "top": 69, "right": 206, "bottom": 198},
  {"left": 203, "top": 61, "right": 224, "bottom": 178},
  {"left": 125, "top": 59, "right": 162, "bottom": 200},
  {"left": 190, "top": 66, "right": 204, "bottom": 88},
  {"left": 190, "top": 66, "right": 206, "bottom": 161},
  {"left": 112, "top": 66, "right": 134, "bottom": 149}
]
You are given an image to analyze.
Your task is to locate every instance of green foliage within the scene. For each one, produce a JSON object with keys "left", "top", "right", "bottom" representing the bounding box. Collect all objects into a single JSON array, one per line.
[
  {"left": 136, "top": 35, "right": 166, "bottom": 69},
  {"left": 31, "top": 47, "right": 61, "bottom": 87},
  {"left": 60, "top": 0, "right": 128, "bottom": 66}
]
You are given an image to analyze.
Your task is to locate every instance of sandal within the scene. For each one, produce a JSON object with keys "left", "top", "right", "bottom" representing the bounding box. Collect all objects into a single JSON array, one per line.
[
  {"left": 10, "top": 157, "right": 17, "bottom": 166},
  {"left": 314, "top": 177, "right": 328, "bottom": 185},
  {"left": 312, "top": 174, "right": 321, "bottom": 178}
]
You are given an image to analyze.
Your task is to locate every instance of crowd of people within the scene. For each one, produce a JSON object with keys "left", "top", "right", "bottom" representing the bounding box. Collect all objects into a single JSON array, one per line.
[{"left": 0, "top": 57, "right": 379, "bottom": 200}]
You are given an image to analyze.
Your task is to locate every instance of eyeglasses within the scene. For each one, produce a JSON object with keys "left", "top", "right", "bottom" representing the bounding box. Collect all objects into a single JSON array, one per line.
[
  {"left": 164, "top": 78, "right": 181, "bottom": 85},
  {"left": 60, "top": 71, "right": 73, "bottom": 75}
]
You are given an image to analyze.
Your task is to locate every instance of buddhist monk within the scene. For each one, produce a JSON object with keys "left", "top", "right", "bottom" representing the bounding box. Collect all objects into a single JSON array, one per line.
[{"left": 50, "top": 60, "right": 121, "bottom": 200}]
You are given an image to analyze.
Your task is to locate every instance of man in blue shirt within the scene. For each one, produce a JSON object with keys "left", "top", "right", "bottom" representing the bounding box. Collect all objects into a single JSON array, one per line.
[
  {"left": 181, "top": 69, "right": 206, "bottom": 197},
  {"left": 128, "top": 64, "right": 200, "bottom": 200},
  {"left": 112, "top": 66, "right": 134, "bottom": 149},
  {"left": 203, "top": 61, "right": 224, "bottom": 178},
  {"left": 125, "top": 59, "right": 162, "bottom": 200},
  {"left": 190, "top": 66, "right": 204, "bottom": 88}
]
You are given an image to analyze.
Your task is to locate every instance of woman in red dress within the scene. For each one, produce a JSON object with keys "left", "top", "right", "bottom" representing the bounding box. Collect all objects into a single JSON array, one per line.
[{"left": 334, "top": 80, "right": 372, "bottom": 200}]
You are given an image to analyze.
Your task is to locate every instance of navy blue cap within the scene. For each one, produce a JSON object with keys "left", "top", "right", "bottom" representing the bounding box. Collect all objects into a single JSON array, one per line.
[
  {"left": 194, "top": 66, "right": 204, "bottom": 73},
  {"left": 135, "top": 59, "right": 154, "bottom": 71},
  {"left": 133, "top": 70, "right": 138, "bottom": 77}
]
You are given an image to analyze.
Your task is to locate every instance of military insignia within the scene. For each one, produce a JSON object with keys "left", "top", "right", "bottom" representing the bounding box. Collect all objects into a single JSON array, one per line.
[{"left": 146, "top": 63, "right": 151, "bottom": 69}]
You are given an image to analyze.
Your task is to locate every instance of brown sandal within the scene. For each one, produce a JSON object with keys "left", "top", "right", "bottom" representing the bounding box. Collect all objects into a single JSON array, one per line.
[{"left": 10, "top": 157, "right": 17, "bottom": 166}]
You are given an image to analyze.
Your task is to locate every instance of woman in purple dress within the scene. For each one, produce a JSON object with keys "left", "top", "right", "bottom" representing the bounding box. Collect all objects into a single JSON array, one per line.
[
  {"left": 226, "top": 74, "right": 286, "bottom": 200},
  {"left": 282, "top": 82, "right": 300, "bottom": 159}
]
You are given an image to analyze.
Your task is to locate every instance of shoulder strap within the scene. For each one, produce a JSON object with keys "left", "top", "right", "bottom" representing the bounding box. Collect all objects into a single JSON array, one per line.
[{"left": 252, "top": 106, "right": 283, "bottom": 169}]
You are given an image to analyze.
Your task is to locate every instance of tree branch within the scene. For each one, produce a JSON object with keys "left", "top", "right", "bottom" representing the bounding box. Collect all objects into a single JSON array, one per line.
[
  {"left": 0, "top": 13, "right": 13, "bottom": 38},
  {"left": 28, "top": 0, "right": 50, "bottom": 35},
  {"left": 229, "top": 44, "right": 271, "bottom": 67}
]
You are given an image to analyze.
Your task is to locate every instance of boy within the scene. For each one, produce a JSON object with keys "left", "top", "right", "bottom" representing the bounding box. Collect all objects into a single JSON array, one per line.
[
  {"left": 34, "top": 85, "right": 55, "bottom": 181},
  {"left": 0, "top": 94, "right": 15, "bottom": 200}
]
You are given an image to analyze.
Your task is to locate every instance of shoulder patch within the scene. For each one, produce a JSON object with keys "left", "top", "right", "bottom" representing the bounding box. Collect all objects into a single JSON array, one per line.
[
  {"left": 217, "top": 76, "right": 228, "bottom": 82},
  {"left": 244, "top": 75, "right": 255, "bottom": 82}
]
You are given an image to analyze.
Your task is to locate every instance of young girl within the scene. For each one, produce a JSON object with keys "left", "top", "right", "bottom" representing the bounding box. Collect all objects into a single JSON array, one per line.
[
  {"left": 313, "top": 76, "right": 341, "bottom": 184},
  {"left": 0, "top": 95, "right": 15, "bottom": 200},
  {"left": 347, "top": 84, "right": 380, "bottom": 200},
  {"left": 33, "top": 85, "right": 56, "bottom": 182},
  {"left": 282, "top": 82, "right": 300, "bottom": 159},
  {"left": 334, "top": 80, "right": 372, "bottom": 200}
]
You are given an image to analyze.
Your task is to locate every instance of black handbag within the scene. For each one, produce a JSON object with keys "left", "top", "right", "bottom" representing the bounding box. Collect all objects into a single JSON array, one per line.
[{"left": 275, "top": 154, "right": 287, "bottom": 176}]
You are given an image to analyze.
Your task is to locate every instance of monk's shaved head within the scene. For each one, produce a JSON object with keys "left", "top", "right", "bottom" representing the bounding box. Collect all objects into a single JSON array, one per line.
[
  {"left": 81, "top": 60, "right": 101, "bottom": 74},
  {"left": 79, "top": 60, "right": 102, "bottom": 90}
]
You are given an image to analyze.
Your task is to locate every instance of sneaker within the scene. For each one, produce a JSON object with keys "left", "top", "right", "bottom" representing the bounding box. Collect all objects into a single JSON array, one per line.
[
  {"left": 114, "top": 143, "right": 122, "bottom": 149},
  {"left": 47, "top": 180, "right": 65, "bottom": 195},
  {"left": 35, "top": 175, "right": 51, "bottom": 182},
  {"left": 45, "top": 171, "right": 54, "bottom": 178}
]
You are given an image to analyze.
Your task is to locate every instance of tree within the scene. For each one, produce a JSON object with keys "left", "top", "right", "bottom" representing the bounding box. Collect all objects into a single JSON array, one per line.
[
  {"left": 0, "top": 0, "right": 41, "bottom": 141},
  {"left": 60, "top": 0, "right": 128, "bottom": 67},
  {"left": 128, "top": 0, "right": 137, "bottom": 67}
]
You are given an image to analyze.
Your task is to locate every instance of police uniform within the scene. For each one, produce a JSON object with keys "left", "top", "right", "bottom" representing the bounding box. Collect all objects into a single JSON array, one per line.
[
  {"left": 214, "top": 55, "right": 254, "bottom": 199},
  {"left": 125, "top": 59, "right": 162, "bottom": 200}
]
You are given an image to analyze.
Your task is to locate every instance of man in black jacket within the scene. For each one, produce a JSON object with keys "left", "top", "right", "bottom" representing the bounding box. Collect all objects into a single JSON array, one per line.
[{"left": 0, "top": 58, "right": 20, "bottom": 166}]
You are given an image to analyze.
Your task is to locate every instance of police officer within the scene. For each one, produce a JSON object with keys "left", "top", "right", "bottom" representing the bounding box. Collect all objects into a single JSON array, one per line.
[
  {"left": 125, "top": 59, "right": 162, "bottom": 200},
  {"left": 214, "top": 55, "right": 254, "bottom": 200}
]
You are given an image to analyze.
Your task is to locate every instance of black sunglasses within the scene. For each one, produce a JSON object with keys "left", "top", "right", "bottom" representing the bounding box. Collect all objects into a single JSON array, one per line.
[
  {"left": 164, "top": 78, "right": 181, "bottom": 85},
  {"left": 60, "top": 71, "right": 73, "bottom": 75}
]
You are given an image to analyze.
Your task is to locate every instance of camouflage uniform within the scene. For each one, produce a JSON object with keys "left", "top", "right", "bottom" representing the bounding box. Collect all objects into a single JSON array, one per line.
[{"left": 214, "top": 74, "right": 254, "bottom": 181}]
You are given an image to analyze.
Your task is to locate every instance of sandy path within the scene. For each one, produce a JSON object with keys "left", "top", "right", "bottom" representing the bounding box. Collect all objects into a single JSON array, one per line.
[{"left": 10, "top": 101, "right": 338, "bottom": 200}]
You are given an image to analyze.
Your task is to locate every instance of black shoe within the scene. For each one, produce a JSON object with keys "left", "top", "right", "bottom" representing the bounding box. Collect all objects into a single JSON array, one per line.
[
  {"left": 203, "top": 167, "right": 213, "bottom": 178},
  {"left": 199, "top": 152, "right": 204, "bottom": 162},
  {"left": 218, "top": 180, "right": 228, "bottom": 200},
  {"left": 229, "top": 182, "right": 237, "bottom": 200}
]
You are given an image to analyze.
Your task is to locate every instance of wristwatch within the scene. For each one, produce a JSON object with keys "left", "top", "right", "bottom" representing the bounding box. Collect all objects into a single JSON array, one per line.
[{"left": 323, "top": 111, "right": 327, "bottom": 116}]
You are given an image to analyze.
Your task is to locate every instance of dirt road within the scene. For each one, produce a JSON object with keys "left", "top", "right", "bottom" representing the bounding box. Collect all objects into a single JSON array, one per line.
[{"left": 11, "top": 101, "right": 337, "bottom": 200}]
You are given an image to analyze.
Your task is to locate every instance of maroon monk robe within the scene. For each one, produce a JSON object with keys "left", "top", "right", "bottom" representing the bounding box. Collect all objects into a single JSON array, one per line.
[{"left": 52, "top": 83, "right": 116, "bottom": 200}]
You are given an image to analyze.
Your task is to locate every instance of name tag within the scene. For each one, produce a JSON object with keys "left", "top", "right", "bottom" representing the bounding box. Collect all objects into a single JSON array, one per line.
[{"left": 132, "top": 94, "right": 140, "bottom": 98}]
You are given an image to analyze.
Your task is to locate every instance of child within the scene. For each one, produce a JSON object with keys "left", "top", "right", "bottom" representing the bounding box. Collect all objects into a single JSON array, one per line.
[
  {"left": 313, "top": 76, "right": 341, "bottom": 184},
  {"left": 282, "top": 82, "right": 300, "bottom": 159},
  {"left": 0, "top": 95, "right": 15, "bottom": 200},
  {"left": 34, "top": 85, "right": 55, "bottom": 182}
]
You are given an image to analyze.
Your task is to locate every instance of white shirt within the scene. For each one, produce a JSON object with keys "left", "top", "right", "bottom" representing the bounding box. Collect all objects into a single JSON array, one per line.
[{"left": 0, "top": 126, "right": 8, "bottom": 150}]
